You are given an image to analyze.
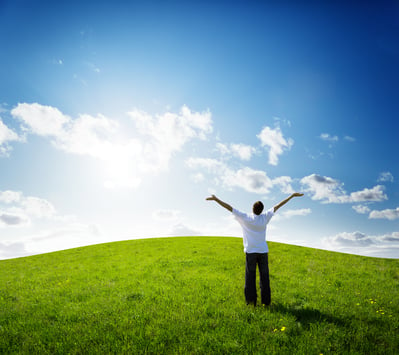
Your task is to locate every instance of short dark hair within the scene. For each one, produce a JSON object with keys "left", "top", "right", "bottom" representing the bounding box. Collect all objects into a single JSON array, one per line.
[{"left": 253, "top": 201, "right": 264, "bottom": 215}]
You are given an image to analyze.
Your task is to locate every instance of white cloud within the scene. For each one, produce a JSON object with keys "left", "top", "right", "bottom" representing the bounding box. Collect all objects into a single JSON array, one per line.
[
  {"left": 323, "top": 231, "right": 399, "bottom": 258},
  {"left": 190, "top": 173, "right": 205, "bottom": 183},
  {"left": 129, "top": 105, "right": 212, "bottom": 150},
  {"left": 257, "top": 125, "right": 294, "bottom": 165},
  {"left": 127, "top": 105, "right": 212, "bottom": 176},
  {"left": 380, "top": 232, "right": 399, "bottom": 243},
  {"left": 187, "top": 121, "right": 296, "bottom": 194},
  {"left": 231, "top": 143, "right": 256, "bottom": 161},
  {"left": 324, "top": 231, "right": 375, "bottom": 247},
  {"left": 180, "top": 105, "right": 213, "bottom": 136},
  {"left": 369, "top": 207, "right": 399, "bottom": 221},
  {"left": 300, "top": 174, "right": 343, "bottom": 202},
  {"left": 223, "top": 167, "right": 274, "bottom": 194},
  {"left": 320, "top": 133, "right": 338, "bottom": 142},
  {"left": 300, "top": 174, "right": 387, "bottom": 204},
  {"left": 352, "top": 205, "right": 371, "bottom": 214},
  {"left": 186, "top": 158, "right": 294, "bottom": 195},
  {"left": 14, "top": 106, "right": 121, "bottom": 163},
  {"left": 10, "top": 103, "right": 213, "bottom": 189},
  {"left": 215, "top": 142, "right": 230, "bottom": 155},
  {"left": 272, "top": 176, "right": 295, "bottom": 194},
  {"left": 0, "top": 118, "right": 19, "bottom": 142},
  {"left": 21, "top": 197, "right": 56, "bottom": 218},
  {"left": 12, "top": 103, "right": 70, "bottom": 136},
  {"left": 348, "top": 186, "right": 387, "bottom": 203},
  {"left": 188, "top": 159, "right": 274, "bottom": 193},
  {"left": 377, "top": 171, "right": 394, "bottom": 183},
  {"left": 56, "top": 113, "right": 119, "bottom": 158},
  {"left": 0, "top": 190, "right": 22, "bottom": 203},
  {"left": 0, "top": 190, "right": 57, "bottom": 228}
]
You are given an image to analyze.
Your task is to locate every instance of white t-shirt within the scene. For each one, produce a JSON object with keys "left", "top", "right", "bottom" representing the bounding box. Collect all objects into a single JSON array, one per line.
[{"left": 232, "top": 207, "right": 274, "bottom": 253}]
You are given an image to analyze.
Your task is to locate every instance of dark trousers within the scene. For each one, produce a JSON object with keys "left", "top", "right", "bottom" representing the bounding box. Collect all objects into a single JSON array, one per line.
[{"left": 245, "top": 253, "right": 271, "bottom": 306}]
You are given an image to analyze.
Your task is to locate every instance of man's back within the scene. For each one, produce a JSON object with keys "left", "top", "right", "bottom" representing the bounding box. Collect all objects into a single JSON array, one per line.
[{"left": 232, "top": 208, "right": 274, "bottom": 253}]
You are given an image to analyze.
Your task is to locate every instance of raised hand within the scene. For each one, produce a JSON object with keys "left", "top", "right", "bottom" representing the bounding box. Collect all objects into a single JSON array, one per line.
[
  {"left": 292, "top": 192, "right": 304, "bottom": 197},
  {"left": 274, "top": 193, "right": 304, "bottom": 213},
  {"left": 205, "top": 195, "right": 233, "bottom": 212}
]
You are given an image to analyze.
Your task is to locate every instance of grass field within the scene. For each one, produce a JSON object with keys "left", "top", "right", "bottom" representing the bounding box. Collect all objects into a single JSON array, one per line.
[{"left": 0, "top": 236, "right": 398, "bottom": 354}]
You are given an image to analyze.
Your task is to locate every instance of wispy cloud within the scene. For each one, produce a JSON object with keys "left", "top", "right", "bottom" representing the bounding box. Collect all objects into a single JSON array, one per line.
[
  {"left": 216, "top": 142, "right": 257, "bottom": 161},
  {"left": 257, "top": 125, "right": 293, "bottom": 166},
  {"left": 343, "top": 135, "right": 356, "bottom": 142},
  {"left": 0, "top": 103, "right": 9, "bottom": 114},
  {"left": 0, "top": 241, "right": 29, "bottom": 259},
  {"left": 320, "top": 133, "right": 355, "bottom": 143},
  {"left": 167, "top": 223, "right": 202, "bottom": 237},
  {"left": 152, "top": 209, "right": 181, "bottom": 221},
  {"left": 0, "top": 117, "right": 21, "bottom": 156},
  {"left": 320, "top": 133, "right": 338, "bottom": 142},
  {"left": 185, "top": 157, "right": 224, "bottom": 173},
  {"left": 310, "top": 133, "right": 356, "bottom": 160},
  {"left": 300, "top": 174, "right": 387, "bottom": 204},
  {"left": 352, "top": 205, "right": 371, "bottom": 214},
  {"left": 0, "top": 223, "right": 103, "bottom": 259},
  {"left": 274, "top": 208, "right": 312, "bottom": 221},
  {"left": 377, "top": 171, "right": 394, "bottom": 183},
  {"left": 280, "top": 208, "right": 312, "bottom": 219},
  {"left": 86, "top": 62, "right": 100, "bottom": 73},
  {"left": 21, "top": 196, "right": 57, "bottom": 218}
]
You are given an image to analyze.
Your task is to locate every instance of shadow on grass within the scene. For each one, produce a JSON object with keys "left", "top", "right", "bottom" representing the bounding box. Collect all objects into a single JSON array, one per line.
[
  {"left": 270, "top": 302, "right": 347, "bottom": 329},
  {"left": 269, "top": 301, "right": 392, "bottom": 336}
]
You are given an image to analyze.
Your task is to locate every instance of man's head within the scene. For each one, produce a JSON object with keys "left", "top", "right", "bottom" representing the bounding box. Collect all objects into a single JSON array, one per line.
[{"left": 252, "top": 201, "right": 264, "bottom": 215}]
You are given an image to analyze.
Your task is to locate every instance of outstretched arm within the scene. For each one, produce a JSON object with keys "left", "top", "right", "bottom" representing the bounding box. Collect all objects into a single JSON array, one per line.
[
  {"left": 274, "top": 192, "right": 304, "bottom": 213},
  {"left": 206, "top": 195, "right": 233, "bottom": 212}
]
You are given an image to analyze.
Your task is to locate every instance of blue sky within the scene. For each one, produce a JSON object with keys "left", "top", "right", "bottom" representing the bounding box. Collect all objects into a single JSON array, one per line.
[{"left": 0, "top": 0, "right": 398, "bottom": 259}]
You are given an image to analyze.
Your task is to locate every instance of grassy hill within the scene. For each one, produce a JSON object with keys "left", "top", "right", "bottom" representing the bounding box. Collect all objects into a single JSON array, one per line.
[{"left": 0, "top": 237, "right": 398, "bottom": 354}]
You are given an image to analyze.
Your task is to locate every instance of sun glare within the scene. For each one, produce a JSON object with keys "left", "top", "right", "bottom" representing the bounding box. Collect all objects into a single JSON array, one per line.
[{"left": 102, "top": 147, "right": 141, "bottom": 189}]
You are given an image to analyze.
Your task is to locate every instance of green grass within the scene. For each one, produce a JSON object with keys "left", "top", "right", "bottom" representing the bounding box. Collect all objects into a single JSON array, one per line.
[{"left": 0, "top": 237, "right": 398, "bottom": 354}]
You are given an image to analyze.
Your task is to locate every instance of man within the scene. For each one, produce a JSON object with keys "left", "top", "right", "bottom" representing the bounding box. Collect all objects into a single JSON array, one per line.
[{"left": 206, "top": 192, "right": 304, "bottom": 306}]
